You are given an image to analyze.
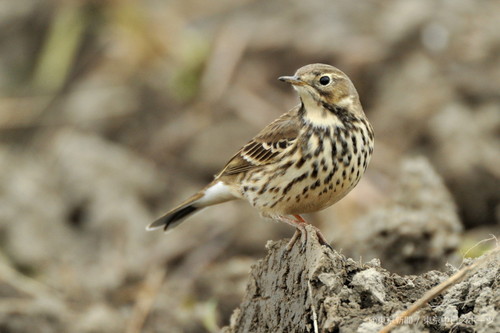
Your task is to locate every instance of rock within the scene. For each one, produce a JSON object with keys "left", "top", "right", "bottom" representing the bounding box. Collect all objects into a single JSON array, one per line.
[
  {"left": 351, "top": 268, "right": 386, "bottom": 304},
  {"left": 349, "top": 157, "right": 462, "bottom": 274},
  {"left": 428, "top": 103, "right": 500, "bottom": 228},
  {"left": 223, "top": 226, "right": 499, "bottom": 332}
]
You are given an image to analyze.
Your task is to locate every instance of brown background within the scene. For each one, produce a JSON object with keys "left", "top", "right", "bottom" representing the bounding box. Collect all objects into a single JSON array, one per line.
[{"left": 0, "top": 0, "right": 498, "bottom": 332}]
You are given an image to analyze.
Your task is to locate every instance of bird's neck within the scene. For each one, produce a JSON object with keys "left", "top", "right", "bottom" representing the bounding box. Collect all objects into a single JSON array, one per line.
[{"left": 299, "top": 95, "right": 353, "bottom": 129}]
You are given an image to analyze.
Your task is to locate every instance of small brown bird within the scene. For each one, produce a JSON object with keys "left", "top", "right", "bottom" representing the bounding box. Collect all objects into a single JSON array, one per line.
[{"left": 148, "top": 64, "right": 374, "bottom": 249}]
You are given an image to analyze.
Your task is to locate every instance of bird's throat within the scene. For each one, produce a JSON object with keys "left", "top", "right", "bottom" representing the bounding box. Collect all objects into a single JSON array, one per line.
[{"left": 300, "top": 96, "right": 345, "bottom": 128}]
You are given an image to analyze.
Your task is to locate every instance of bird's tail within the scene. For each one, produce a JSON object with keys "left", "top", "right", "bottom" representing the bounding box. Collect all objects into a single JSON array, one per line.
[
  {"left": 146, "top": 192, "right": 204, "bottom": 232},
  {"left": 146, "top": 181, "right": 236, "bottom": 232}
]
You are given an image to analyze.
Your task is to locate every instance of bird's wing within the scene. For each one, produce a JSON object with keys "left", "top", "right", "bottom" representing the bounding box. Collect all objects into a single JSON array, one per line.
[{"left": 217, "top": 107, "right": 301, "bottom": 177}]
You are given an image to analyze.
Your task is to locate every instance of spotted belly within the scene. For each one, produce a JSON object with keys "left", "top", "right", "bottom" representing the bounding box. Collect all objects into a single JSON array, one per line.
[{"left": 241, "top": 125, "right": 373, "bottom": 217}]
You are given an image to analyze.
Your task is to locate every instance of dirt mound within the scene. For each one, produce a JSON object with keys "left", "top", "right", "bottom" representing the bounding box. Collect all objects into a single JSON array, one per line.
[{"left": 223, "top": 230, "right": 499, "bottom": 332}]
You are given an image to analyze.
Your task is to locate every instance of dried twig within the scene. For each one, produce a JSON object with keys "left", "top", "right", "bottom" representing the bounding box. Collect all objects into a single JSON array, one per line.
[
  {"left": 126, "top": 265, "right": 166, "bottom": 333},
  {"left": 0, "top": 252, "right": 54, "bottom": 298},
  {"left": 379, "top": 246, "right": 500, "bottom": 333},
  {"left": 459, "top": 234, "right": 498, "bottom": 268},
  {"left": 307, "top": 280, "right": 319, "bottom": 333},
  {"left": 199, "top": 19, "right": 250, "bottom": 104}
]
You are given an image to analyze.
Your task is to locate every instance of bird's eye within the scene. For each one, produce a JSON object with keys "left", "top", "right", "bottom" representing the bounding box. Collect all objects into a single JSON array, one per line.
[{"left": 319, "top": 76, "right": 330, "bottom": 86}]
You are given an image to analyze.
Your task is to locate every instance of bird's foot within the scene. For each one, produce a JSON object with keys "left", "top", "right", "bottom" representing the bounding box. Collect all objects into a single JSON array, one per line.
[
  {"left": 286, "top": 227, "right": 305, "bottom": 251},
  {"left": 280, "top": 215, "right": 332, "bottom": 252}
]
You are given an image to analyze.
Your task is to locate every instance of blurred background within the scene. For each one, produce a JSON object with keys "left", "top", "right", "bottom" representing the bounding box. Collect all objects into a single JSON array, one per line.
[{"left": 0, "top": 0, "right": 498, "bottom": 332}]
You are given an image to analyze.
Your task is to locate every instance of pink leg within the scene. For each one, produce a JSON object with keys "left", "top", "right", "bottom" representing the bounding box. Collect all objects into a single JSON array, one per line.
[{"left": 277, "top": 214, "right": 331, "bottom": 251}]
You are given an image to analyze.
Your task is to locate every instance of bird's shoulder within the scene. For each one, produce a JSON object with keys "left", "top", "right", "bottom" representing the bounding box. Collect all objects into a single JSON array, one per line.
[{"left": 217, "top": 106, "right": 301, "bottom": 177}]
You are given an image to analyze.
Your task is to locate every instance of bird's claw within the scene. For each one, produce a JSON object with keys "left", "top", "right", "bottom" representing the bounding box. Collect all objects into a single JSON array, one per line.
[{"left": 285, "top": 224, "right": 332, "bottom": 252}]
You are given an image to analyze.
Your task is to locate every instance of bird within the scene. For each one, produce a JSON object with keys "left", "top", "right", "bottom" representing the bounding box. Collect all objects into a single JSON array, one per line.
[{"left": 147, "top": 63, "right": 374, "bottom": 250}]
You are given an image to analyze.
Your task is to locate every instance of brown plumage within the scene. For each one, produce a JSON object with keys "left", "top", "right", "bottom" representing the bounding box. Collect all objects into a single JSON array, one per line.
[{"left": 148, "top": 64, "right": 374, "bottom": 249}]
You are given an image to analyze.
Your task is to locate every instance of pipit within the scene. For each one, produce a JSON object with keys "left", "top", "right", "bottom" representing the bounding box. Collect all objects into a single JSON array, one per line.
[{"left": 148, "top": 64, "right": 374, "bottom": 249}]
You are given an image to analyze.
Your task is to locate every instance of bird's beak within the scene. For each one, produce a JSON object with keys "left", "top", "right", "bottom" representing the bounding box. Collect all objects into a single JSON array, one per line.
[{"left": 278, "top": 75, "right": 306, "bottom": 86}]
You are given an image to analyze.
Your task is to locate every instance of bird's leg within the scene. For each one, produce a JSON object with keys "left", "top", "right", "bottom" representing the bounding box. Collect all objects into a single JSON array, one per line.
[
  {"left": 293, "top": 215, "right": 333, "bottom": 250},
  {"left": 287, "top": 225, "right": 305, "bottom": 251},
  {"left": 275, "top": 215, "right": 304, "bottom": 250},
  {"left": 278, "top": 215, "right": 332, "bottom": 251}
]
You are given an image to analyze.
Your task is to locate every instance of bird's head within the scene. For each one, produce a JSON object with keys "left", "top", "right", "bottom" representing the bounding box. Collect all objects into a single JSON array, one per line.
[{"left": 279, "top": 64, "right": 363, "bottom": 120}]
